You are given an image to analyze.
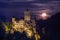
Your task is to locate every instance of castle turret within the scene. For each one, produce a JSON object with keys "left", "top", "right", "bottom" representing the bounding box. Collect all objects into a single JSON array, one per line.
[
  {"left": 24, "top": 9, "right": 30, "bottom": 21},
  {"left": 12, "top": 18, "right": 15, "bottom": 23}
]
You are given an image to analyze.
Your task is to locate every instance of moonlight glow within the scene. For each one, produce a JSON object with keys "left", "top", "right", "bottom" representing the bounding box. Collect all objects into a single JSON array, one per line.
[
  {"left": 41, "top": 13, "right": 47, "bottom": 19},
  {"left": 40, "top": 12, "right": 49, "bottom": 20}
]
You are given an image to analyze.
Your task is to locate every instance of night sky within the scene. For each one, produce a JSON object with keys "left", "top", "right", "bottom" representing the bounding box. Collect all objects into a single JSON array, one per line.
[
  {"left": 0, "top": 0, "right": 60, "bottom": 21},
  {"left": 0, "top": 0, "right": 60, "bottom": 40}
]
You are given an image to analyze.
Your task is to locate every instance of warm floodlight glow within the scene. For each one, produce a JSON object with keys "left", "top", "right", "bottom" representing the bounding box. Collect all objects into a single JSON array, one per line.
[
  {"left": 12, "top": 19, "right": 40, "bottom": 40},
  {"left": 26, "top": 30, "right": 33, "bottom": 38},
  {"left": 35, "top": 33, "right": 40, "bottom": 40}
]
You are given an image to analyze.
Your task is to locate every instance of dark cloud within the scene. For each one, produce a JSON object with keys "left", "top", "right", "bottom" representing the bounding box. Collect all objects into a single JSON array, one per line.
[
  {"left": 31, "top": 1, "right": 60, "bottom": 14},
  {"left": 0, "top": 0, "right": 37, "bottom": 2}
]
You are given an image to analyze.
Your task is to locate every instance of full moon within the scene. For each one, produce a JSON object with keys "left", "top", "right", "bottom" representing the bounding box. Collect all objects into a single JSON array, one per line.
[{"left": 40, "top": 12, "right": 49, "bottom": 20}]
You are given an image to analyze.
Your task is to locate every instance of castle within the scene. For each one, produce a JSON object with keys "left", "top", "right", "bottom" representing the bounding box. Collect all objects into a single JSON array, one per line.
[
  {"left": 11, "top": 9, "right": 40, "bottom": 40},
  {"left": 12, "top": 9, "right": 36, "bottom": 32}
]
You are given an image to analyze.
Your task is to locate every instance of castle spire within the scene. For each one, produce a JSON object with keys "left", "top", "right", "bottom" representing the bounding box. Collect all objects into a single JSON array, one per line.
[{"left": 24, "top": 8, "right": 30, "bottom": 21}]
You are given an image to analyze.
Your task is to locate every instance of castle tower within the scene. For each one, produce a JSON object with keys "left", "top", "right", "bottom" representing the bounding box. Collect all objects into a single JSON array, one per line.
[
  {"left": 12, "top": 18, "right": 15, "bottom": 22},
  {"left": 12, "top": 18, "right": 16, "bottom": 23},
  {"left": 24, "top": 9, "right": 30, "bottom": 21}
]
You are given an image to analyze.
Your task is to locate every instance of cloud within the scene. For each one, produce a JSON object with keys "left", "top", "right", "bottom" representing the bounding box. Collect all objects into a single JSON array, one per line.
[
  {"left": 31, "top": 1, "right": 60, "bottom": 14},
  {"left": 49, "top": 1, "right": 60, "bottom": 3},
  {"left": 11, "top": 0, "right": 36, "bottom": 2},
  {"left": 29, "top": 1, "right": 60, "bottom": 20},
  {"left": 0, "top": 0, "right": 36, "bottom": 2},
  {"left": 31, "top": 1, "right": 60, "bottom": 6}
]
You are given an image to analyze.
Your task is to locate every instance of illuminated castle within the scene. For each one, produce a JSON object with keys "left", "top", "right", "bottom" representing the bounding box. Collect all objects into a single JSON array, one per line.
[
  {"left": 11, "top": 9, "right": 40, "bottom": 40},
  {"left": 24, "top": 9, "right": 30, "bottom": 21},
  {"left": 12, "top": 9, "right": 36, "bottom": 30}
]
